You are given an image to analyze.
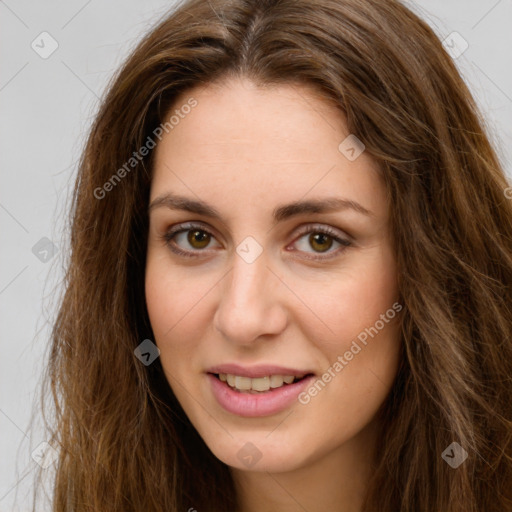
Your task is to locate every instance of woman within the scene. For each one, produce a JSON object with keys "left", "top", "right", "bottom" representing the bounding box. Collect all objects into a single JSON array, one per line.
[{"left": 41, "top": 0, "right": 512, "bottom": 510}]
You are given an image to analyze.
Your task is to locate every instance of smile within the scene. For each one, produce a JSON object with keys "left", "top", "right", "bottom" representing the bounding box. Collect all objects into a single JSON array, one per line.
[
  {"left": 217, "top": 373, "right": 306, "bottom": 393},
  {"left": 207, "top": 369, "right": 315, "bottom": 417}
]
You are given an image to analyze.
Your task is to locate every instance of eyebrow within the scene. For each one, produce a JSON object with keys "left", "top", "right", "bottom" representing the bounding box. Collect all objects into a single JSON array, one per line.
[{"left": 148, "top": 193, "right": 373, "bottom": 220}]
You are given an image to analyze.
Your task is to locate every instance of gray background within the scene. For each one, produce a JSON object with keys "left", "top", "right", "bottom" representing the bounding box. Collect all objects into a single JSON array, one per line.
[{"left": 1, "top": 0, "right": 511, "bottom": 510}]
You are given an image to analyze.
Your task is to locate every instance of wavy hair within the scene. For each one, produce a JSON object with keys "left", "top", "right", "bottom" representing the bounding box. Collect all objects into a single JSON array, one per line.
[{"left": 40, "top": 0, "right": 512, "bottom": 510}]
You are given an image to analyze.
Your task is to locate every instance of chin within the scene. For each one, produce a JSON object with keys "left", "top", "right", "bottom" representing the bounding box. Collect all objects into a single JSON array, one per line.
[
  {"left": 215, "top": 442, "right": 311, "bottom": 473},
  {"left": 191, "top": 422, "right": 324, "bottom": 474}
]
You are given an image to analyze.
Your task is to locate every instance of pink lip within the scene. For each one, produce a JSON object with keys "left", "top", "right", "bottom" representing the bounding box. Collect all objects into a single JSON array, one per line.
[
  {"left": 207, "top": 373, "right": 315, "bottom": 417},
  {"left": 206, "top": 363, "right": 312, "bottom": 379}
]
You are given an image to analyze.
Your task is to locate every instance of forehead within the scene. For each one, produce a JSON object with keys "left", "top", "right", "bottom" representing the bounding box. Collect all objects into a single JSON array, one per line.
[
  {"left": 156, "top": 77, "right": 346, "bottom": 161},
  {"left": 150, "top": 77, "right": 386, "bottom": 220}
]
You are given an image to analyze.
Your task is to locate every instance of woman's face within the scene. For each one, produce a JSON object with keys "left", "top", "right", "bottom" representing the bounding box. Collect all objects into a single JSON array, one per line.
[{"left": 145, "top": 77, "right": 401, "bottom": 473}]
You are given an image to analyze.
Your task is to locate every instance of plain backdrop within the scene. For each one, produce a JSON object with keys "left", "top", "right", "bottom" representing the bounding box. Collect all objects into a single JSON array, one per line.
[{"left": 1, "top": 0, "right": 511, "bottom": 510}]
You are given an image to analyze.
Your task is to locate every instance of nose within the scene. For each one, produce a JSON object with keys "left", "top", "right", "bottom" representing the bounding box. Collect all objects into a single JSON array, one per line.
[{"left": 213, "top": 251, "right": 288, "bottom": 346}]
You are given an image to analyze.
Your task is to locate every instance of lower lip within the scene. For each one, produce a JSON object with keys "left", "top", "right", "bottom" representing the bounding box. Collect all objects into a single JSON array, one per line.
[{"left": 207, "top": 373, "right": 314, "bottom": 417}]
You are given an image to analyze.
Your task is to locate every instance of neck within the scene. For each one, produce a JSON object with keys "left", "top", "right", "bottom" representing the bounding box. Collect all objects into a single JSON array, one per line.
[{"left": 231, "top": 419, "right": 379, "bottom": 512}]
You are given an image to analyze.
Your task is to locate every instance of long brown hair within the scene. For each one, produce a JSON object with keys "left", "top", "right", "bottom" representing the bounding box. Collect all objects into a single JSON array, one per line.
[{"left": 40, "top": 0, "right": 512, "bottom": 510}]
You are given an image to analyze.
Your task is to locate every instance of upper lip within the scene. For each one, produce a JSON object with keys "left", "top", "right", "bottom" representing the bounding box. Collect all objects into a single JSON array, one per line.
[{"left": 206, "top": 363, "right": 314, "bottom": 379}]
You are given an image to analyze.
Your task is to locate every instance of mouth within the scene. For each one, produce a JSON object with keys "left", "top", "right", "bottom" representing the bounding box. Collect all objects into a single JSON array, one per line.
[
  {"left": 206, "top": 366, "right": 316, "bottom": 417},
  {"left": 210, "top": 372, "right": 312, "bottom": 393}
]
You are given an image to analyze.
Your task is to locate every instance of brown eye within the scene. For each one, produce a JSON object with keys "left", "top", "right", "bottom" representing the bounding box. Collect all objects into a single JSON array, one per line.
[
  {"left": 162, "top": 224, "right": 221, "bottom": 257},
  {"left": 292, "top": 224, "right": 351, "bottom": 260},
  {"left": 308, "top": 232, "right": 333, "bottom": 253},
  {"left": 187, "top": 229, "right": 211, "bottom": 249}
]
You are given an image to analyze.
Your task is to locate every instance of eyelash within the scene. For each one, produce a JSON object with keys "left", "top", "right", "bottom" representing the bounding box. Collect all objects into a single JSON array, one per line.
[{"left": 160, "top": 222, "right": 352, "bottom": 261}]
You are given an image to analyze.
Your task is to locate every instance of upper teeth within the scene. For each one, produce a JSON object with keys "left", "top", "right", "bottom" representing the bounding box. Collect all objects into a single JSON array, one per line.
[{"left": 219, "top": 373, "right": 300, "bottom": 392}]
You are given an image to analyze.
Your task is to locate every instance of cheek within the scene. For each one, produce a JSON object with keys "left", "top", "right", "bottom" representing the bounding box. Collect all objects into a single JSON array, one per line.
[
  {"left": 145, "top": 258, "right": 177, "bottom": 341},
  {"left": 145, "top": 255, "right": 225, "bottom": 378},
  {"left": 145, "top": 257, "right": 204, "bottom": 354},
  {"left": 293, "top": 244, "right": 401, "bottom": 405},
  {"left": 298, "top": 245, "right": 398, "bottom": 345}
]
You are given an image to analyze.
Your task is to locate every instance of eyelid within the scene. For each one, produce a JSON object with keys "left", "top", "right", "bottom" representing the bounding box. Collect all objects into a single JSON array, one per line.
[
  {"left": 164, "top": 220, "right": 218, "bottom": 239},
  {"left": 292, "top": 222, "right": 351, "bottom": 242}
]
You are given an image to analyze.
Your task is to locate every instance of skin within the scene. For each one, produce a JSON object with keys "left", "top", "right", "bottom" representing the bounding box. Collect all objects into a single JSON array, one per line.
[{"left": 145, "top": 76, "right": 401, "bottom": 512}]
